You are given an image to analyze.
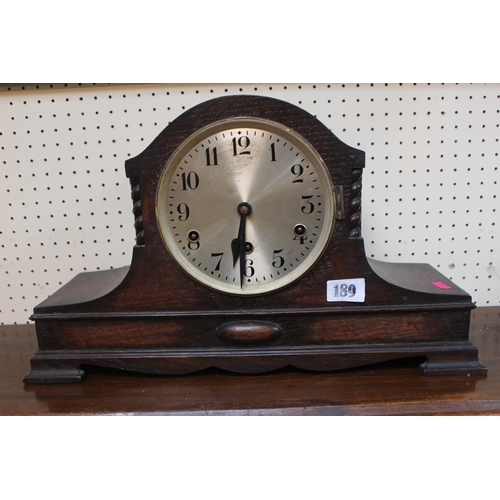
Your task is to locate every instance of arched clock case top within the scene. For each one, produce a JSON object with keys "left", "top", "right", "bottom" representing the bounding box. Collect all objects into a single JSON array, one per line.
[{"left": 24, "top": 95, "right": 486, "bottom": 384}]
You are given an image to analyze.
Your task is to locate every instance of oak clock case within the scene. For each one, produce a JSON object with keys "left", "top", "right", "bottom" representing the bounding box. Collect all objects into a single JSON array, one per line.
[{"left": 24, "top": 95, "right": 486, "bottom": 384}]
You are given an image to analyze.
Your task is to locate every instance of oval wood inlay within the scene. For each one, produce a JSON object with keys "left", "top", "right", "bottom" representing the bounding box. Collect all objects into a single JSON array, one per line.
[{"left": 217, "top": 321, "right": 282, "bottom": 344}]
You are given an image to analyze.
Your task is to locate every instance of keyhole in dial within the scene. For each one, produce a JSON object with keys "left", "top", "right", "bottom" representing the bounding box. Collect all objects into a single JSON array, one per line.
[
  {"left": 188, "top": 230, "right": 200, "bottom": 242},
  {"left": 294, "top": 224, "right": 307, "bottom": 237}
]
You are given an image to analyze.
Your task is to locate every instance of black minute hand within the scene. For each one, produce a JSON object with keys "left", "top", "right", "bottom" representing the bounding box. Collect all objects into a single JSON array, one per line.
[{"left": 231, "top": 202, "right": 252, "bottom": 288}]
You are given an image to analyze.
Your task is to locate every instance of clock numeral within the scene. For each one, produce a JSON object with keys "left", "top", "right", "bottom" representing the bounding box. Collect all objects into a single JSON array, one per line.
[
  {"left": 244, "top": 259, "right": 255, "bottom": 278},
  {"left": 270, "top": 142, "right": 277, "bottom": 162},
  {"left": 205, "top": 147, "right": 218, "bottom": 166},
  {"left": 291, "top": 164, "right": 304, "bottom": 183},
  {"left": 181, "top": 171, "right": 199, "bottom": 191},
  {"left": 232, "top": 136, "right": 251, "bottom": 156},
  {"left": 301, "top": 195, "right": 315, "bottom": 214},
  {"left": 272, "top": 249, "right": 285, "bottom": 268},
  {"left": 187, "top": 230, "right": 200, "bottom": 249},
  {"left": 177, "top": 203, "right": 190, "bottom": 221},
  {"left": 211, "top": 252, "right": 224, "bottom": 271}
]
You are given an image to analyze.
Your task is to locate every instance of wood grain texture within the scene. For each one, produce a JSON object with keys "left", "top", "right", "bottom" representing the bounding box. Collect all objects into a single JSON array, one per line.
[{"left": 1, "top": 307, "right": 498, "bottom": 415}]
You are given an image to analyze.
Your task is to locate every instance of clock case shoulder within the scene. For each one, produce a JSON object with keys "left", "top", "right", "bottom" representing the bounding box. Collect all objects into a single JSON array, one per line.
[{"left": 25, "top": 95, "right": 486, "bottom": 383}]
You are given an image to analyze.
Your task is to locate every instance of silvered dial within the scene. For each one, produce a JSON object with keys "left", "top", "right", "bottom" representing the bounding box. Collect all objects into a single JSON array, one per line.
[{"left": 156, "top": 117, "right": 335, "bottom": 295}]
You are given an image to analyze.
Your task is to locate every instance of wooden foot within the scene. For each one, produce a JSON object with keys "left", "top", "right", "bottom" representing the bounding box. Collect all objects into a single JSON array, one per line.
[
  {"left": 419, "top": 348, "right": 487, "bottom": 376},
  {"left": 23, "top": 356, "right": 88, "bottom": 384}
]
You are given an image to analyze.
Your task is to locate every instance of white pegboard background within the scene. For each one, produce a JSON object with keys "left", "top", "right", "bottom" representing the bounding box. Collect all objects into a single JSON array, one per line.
[{"left": 1, "top": 83, "right": 499, "bottom": 324}]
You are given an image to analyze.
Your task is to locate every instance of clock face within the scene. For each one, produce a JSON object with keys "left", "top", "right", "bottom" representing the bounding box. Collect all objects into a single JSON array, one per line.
[{"left": 156, "top": 117, "right": 335, "bottom": 295}]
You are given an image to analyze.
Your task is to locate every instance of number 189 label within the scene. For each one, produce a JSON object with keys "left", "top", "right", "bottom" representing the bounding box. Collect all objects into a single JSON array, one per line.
[{"left": 326, "top": 278, "right": 365, "bottom": 303}]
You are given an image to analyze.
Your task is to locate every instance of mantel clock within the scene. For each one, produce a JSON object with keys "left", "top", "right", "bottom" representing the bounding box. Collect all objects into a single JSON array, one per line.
[{"left": 24, "top": 95, "right": 486, "bottom": 383}]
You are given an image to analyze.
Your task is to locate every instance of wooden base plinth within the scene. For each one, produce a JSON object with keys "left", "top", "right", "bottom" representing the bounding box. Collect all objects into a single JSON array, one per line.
[
  {"left": 23, "top": 340, "right": 486, "bottom": 384},
  {"left": 25, "top": 260, "right": 487, "bottom": 384}
]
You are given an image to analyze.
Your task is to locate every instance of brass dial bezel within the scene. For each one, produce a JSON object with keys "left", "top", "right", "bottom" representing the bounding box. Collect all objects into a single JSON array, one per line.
[{"left": 156, "top": 117, "right": 336, "bottom": 296}]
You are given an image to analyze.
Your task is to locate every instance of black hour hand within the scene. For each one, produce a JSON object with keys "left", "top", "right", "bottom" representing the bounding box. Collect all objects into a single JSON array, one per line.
[
  {"left": 231, "top": 218, "right": 244, "bottom": 267},
  {"left": 231, "top": 203, "right": 252, "bottom": 285}
]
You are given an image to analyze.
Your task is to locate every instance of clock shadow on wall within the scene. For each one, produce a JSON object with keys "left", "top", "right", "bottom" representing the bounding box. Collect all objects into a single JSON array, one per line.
[{"left": 23, "top": 95, "right": 487, "bottom": 384}]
